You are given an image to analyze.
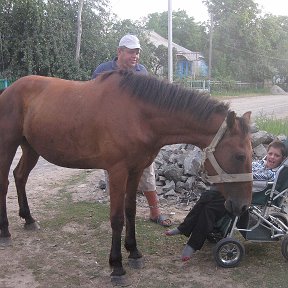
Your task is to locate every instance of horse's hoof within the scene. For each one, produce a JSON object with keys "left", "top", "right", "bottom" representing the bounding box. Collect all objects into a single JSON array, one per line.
[
  {"left": 111, "top": 275, "right": 131, "bottom": 287},
  {"left": 0, "top": 237, "right": 12, "bottom": 247},
  {"left": 24, "top": 221, "right": 41, "bottom": 231},
  {"left": 128, "top": 257, "right": 145, "bottom": 269}
]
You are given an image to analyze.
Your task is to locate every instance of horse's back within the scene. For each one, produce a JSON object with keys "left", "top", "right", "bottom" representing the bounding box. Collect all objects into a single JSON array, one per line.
[
  {"left": 0, "top": 74, "right": 136, "bottom": 169},
  {"left": 0, "top": 75, "right": 70, "bottom": 132},
  {"left": 1, "top": 75, "right": 79, "bottom": 101},
  {"left": 0, "top": 75, "right": 105, "bottom": 117}
]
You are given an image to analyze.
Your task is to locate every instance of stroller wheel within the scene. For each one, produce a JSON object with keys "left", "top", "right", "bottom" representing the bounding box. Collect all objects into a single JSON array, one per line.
[
  {"left": 213, "top": 238, "right": 244, "bottom": 268},
  {"left": 281, "top": 235, "right": 288, "bottom": 260}
]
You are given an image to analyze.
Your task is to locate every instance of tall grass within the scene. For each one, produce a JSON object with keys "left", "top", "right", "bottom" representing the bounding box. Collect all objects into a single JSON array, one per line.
[
  {"left": 255, "top": 113, "right": 288, "bottom": 136},
  {"left": 211, "top": 87, "right": 270, "bottom": 97}
]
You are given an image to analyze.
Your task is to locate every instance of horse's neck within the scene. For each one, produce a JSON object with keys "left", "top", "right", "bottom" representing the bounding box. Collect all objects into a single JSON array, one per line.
[{"left": 149, "top": 111, "right": 224, "bottom": 149}]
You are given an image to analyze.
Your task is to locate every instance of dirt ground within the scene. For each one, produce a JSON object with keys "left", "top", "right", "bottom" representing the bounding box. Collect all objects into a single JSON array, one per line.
[
  {"left": 0, "top": 150, "right": 189, "bottom": 288},
  {"left": 1, "top": 149, "right": 288, "bottom": 288}
]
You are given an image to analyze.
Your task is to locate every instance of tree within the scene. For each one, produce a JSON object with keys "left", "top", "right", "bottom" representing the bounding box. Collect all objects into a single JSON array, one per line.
[
  {"left": 259, "top": 15, "right": 288, "bottom": 79},
  {"left": 0, "top": 0, "right": 113, "bottom": 80},
  {"left": 203, "top": 0, "right": 288, "bottom": 82},
  {"left": 2, "top": 0, "right": 286, "bottom": 84},
  {"left": 146, "top": 10, "right": 207, "bottom": 52},
  {"left": 203, "top": 0, "right": 261, "bottom": 81},
  {"left": 0, "top": 0, "right": 48, "bottom": 77}
]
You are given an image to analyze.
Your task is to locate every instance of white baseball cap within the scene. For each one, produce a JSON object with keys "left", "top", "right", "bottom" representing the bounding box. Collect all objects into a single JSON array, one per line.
[{"left": 118, "top": 34, "right": 141, "bottom": 49}]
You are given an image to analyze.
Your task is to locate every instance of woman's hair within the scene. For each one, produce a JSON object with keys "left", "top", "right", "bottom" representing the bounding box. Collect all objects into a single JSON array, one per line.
[{"left": 268, "top": 140, "right": 287, "bottom": 157}]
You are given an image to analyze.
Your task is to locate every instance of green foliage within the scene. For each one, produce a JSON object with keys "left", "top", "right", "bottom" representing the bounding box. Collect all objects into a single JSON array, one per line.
[
  {"left": 0, "top": 0, "right": 123, "bottom": 80},
  {"left": 146, "top": 10, "right": 207, "bottom": 52},
  {"left": 0, "top": 0, "right": 287, "bottom": 83},
  {"left": 204, "top": 0, "right": 288, "bottom": 82},
  {"left": 255, "top": 114, "right": 288, "bottom": 135},
  {"left": 211, "top": 87, "right": 270, "bottom": 97}
]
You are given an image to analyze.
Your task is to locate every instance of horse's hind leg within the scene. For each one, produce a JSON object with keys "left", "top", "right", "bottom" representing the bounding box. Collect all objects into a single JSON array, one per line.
[
  {"left": 0, "top": 145, "right": 19, "bottom": 241},
  {"left": 0, "top": 175, "right": 11, "bottom": 240},
  {"left": 13, "top": 143, "right": 40, "bottom": 230}
]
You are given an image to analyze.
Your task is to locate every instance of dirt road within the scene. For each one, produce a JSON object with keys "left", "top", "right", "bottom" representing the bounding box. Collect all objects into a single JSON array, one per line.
[{"left": 226, "top": 94, "right": 288, "bottom": 119}]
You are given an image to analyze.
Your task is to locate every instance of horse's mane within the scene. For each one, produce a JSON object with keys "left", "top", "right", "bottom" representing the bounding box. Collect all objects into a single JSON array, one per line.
[{"left": 101, "top": 70, "right": 229, "bottom": 121}]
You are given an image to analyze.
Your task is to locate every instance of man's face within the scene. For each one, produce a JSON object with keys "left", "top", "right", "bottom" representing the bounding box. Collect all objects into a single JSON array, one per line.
[{"left": 117, "top": 47, "right": 140, "bottom": 69}]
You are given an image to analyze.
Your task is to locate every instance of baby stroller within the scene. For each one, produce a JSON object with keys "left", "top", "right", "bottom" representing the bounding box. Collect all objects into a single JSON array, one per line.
[{"left": 211, "top": 157, "right": 288, "bottom": 268}]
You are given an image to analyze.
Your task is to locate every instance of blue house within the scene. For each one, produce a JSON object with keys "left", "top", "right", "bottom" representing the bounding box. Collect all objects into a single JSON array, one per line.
[{"left": 148, "top": 31, "right": 208, "bottom": 79}]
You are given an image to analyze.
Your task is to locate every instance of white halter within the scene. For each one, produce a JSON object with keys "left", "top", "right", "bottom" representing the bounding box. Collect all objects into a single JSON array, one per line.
[{"left": 202, "top": 117, "right": 253, "bottom": 184}]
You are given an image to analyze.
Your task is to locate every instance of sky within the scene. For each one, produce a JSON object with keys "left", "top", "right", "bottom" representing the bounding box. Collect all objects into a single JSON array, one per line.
[{"left": 109, "top": 0, "right": 288, "bottom": 23}]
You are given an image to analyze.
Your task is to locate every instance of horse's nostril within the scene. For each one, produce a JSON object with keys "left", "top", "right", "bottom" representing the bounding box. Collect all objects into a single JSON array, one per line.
[{"left": 241, "top": 205, "right": 248, "bottom": 213}]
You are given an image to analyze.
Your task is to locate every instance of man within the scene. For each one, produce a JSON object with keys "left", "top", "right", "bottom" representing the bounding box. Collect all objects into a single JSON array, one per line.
[{"left": 92, "top": 34, "right": 171, "bottom": 227}]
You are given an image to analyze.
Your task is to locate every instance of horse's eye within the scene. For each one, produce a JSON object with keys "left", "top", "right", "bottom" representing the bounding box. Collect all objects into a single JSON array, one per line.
[{"left": 235, "top": 154, "right": 246, "bottom": 162}]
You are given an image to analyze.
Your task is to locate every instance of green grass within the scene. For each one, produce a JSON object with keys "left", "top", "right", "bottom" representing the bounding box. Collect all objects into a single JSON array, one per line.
[
  {"left": 255, "top": 113, "right": 288, "bottom": 135},
  {"left": 211, "top": 87, "right": 270, "bottom": 97}
]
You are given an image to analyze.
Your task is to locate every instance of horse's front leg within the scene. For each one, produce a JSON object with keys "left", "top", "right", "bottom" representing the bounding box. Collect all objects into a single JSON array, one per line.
[
  {"left": 109, "top": 213, "right": 125, "bottom": 275},
  {"left": 124, "top": 172, "right": 144, "bottom": 269},
  {"left": 108, "top": 169, "right": 128, "bottom": 283},
  {"left": 13, "top": 144, "right": 40, "bottom": 231}
]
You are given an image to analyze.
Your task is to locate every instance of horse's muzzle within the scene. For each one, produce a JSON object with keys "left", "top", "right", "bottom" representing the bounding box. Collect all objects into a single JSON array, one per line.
[{"left": 224, "top": 199, "right": 249, "bottom": 216}]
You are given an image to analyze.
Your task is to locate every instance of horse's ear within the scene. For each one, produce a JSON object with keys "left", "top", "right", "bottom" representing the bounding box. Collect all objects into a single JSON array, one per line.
[
  {"left": 226, "top": 111, "right": 236, "bottom": 129},
  {"left": 242, "top": 111, "right": 251, "bottom": 124}
]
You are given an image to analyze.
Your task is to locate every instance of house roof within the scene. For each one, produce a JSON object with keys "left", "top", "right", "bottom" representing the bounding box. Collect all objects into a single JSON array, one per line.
[{"left": 148, "top": 30, "right": 204, "bottom": 62}]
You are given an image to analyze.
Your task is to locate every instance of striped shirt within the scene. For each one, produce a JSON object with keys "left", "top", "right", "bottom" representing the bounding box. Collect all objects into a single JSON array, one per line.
[{"left": 252, "top": 159, "right": 279, "bottom": 181}]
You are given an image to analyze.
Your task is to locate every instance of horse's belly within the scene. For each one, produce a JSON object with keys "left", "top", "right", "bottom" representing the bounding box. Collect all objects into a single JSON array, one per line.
[
  {"left": 38, "top": 149, "right": 103, "bottom": 169},
  {"left": 25, "top": 133, "right": 104, "bottom": 169}
]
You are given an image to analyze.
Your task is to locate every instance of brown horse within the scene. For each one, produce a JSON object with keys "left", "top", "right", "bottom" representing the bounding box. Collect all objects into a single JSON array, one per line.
[{"left": 0, "top": 70, "right": 252, "bottom": 283}]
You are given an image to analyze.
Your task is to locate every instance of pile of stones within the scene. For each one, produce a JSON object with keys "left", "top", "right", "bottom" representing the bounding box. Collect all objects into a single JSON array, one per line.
[{"left": 153, "top": 122, "right": 286, "bottom": 203}]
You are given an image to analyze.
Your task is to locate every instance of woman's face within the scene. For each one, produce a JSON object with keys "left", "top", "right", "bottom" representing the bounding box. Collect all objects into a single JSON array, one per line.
[{"left": 266, "top": 147, "right": 284, "bottom": 169}]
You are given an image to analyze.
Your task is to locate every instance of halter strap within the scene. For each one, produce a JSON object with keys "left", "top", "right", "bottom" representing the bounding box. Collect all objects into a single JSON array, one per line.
[{"left": 202, "top": 117, "right": 253, "bottom": 184}]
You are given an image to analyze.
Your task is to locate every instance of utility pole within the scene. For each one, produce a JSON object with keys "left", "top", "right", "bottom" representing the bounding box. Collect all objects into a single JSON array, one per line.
[
  {"left": 208, "top": 13, "right": 213, "bottom": 81},
  {"left": 75, "top": 0, "right": 84, "bottom": 64},
  {"left": 168, "top": 0, "right": 173, "bottom": 83}
]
